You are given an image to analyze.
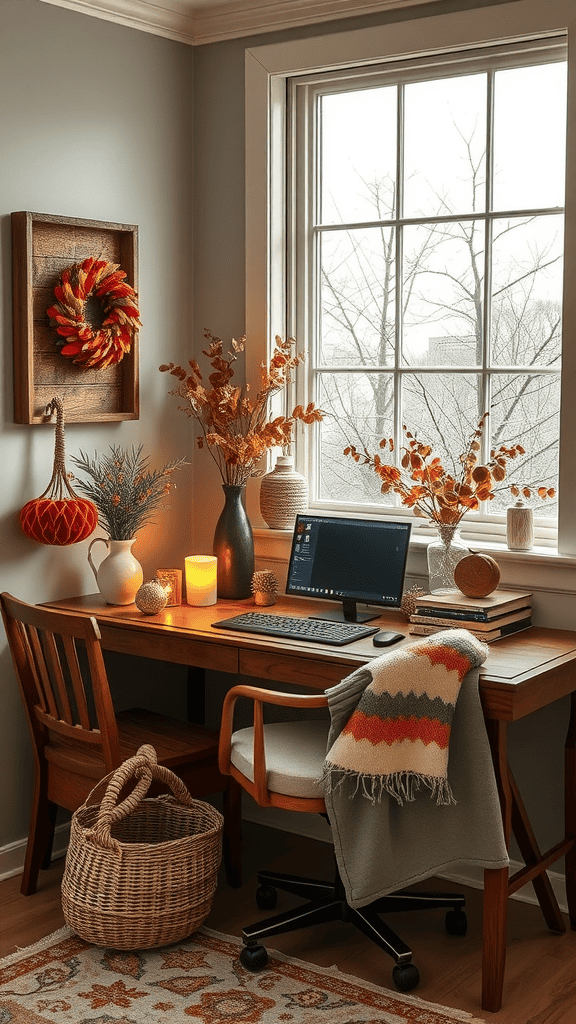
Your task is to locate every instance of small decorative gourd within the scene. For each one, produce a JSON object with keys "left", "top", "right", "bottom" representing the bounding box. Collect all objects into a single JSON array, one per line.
[
  {"left": 20, "top": 397, "right": 98, "bottom": 546},
  {"left": 135, "top": 579, "right": 171, "bottom": 615},
  {"left": 251, "top": 570, "right": 278, "bottom": 606},
  {"left": 454, "top": 553, "right": 500, "bottom": 598}
]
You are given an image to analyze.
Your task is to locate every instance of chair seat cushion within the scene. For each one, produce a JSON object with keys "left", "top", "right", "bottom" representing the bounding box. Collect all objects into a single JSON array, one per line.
[{"left": 231, "top": 720, "right": 330, "bottom": 798}]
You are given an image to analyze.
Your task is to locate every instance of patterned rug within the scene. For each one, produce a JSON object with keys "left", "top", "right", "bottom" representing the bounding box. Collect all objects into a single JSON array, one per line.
[{"left": 0, "top": 925, "right": 487, "bottom": 1024}]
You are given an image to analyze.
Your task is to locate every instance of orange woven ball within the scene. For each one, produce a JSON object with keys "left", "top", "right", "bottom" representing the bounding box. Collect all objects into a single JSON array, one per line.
[
  {"left": 454, "top": 553, "right": 500, "bottom": 598},
  {"left": 20, "top": 496, "right": 98, "bottom": 546}
]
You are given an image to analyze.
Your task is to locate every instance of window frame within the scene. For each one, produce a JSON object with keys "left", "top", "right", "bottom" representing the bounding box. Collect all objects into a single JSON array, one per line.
[
  {"left": 289, "top": 41, "right": 565, "bottom": 546},
  {"left": 245, "top": 0, "right": 576, "bottom": 560}
]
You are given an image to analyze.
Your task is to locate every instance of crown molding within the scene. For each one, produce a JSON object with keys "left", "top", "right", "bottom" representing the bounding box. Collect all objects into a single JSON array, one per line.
[{"left": 36, "top": 0, "right": 443, "bottom": 46}]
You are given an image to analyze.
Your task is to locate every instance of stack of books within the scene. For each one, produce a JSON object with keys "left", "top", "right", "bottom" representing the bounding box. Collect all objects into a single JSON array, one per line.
[{"left": 409, "top": 589, "right": 533, "bottom": 642}]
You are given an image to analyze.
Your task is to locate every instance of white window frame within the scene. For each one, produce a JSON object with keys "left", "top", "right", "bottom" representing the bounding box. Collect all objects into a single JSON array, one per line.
[{"left": 245, "top": 0, "right": 576, "bottom": 566}]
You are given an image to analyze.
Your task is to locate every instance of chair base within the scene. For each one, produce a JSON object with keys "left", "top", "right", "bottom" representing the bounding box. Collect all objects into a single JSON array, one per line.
[{"left": 240, "top": 867, "right": 467, "bottom": 992}]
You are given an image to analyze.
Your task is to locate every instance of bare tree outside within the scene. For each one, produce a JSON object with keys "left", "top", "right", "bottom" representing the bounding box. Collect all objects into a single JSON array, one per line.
[{"left": 311, "top": 61, "right": 565, "bottom": 521}]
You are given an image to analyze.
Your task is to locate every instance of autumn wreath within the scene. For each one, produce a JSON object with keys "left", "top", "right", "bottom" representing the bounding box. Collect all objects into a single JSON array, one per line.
[{"left": 47, "top": 256, "right": 141, "bottom": 370}]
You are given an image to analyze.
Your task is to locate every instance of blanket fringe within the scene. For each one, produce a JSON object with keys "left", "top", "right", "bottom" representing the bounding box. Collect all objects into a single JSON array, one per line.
[{"left": 322, "top": 766, "right": 456, "bottom": 807}]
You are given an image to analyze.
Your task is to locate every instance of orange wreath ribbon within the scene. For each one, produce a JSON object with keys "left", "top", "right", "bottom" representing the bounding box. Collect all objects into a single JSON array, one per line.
[{"left": 47, "top": 256, "right": 141, "bottom": 370}]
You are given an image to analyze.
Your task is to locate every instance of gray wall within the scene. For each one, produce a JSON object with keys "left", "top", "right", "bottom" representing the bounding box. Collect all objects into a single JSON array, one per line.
[{"left": 0, "top": 0, "right": 195, "bottom": 851}]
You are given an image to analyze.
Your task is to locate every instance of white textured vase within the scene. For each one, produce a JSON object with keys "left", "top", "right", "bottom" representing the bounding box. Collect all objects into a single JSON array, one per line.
[
  {"left": 87, "top": 537, "right": 144, "bottom": 605},
  {"left": 259, "top": 455, "right": 309, "bottom": 530},
  {"left": 506, "top": 501, "right": 534, "bottom": 551}
]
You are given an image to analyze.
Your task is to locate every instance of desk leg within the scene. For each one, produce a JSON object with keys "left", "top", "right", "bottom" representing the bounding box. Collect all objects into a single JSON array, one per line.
[
  {"left": 186, "top": 666, "right": 206, "bottom": 724},
  {"left": 483, "top": 719, "right": 512, "bottom": 1013},
  {"left": 566, "top": 692, "right": 576, "bottom": 930}
]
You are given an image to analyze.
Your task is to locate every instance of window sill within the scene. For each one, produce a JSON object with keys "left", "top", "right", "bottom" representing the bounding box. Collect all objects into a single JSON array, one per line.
[{"left": 253, "top": 526, "right": 576, "bottom": 597}]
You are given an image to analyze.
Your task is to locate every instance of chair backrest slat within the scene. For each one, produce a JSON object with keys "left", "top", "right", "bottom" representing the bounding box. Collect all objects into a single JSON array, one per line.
[
  {"left": 62, "top": 633, "right": 93, "bottom": 731},
  {"left": 1, "top": 592, "right": 122, "bottom": 772},
  {"left": 27, "top": 626, "right": 60, "bottom": 719},
  {"left": 43, "top": 630, "right": 75, "bottom": 725}
]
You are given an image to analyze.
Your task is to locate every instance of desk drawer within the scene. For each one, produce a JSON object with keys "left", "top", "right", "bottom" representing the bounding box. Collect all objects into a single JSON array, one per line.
[
  {"left": 99, "top": 624, "right": 239, "bottom": 674},
  {"left": 239, "top": 649, "right": 348, "bottom": 689}
]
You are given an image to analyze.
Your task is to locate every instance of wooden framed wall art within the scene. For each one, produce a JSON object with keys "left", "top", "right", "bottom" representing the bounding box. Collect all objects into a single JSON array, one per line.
[{"left": 11, "top": 212, "right": 140, "bottom": 423}]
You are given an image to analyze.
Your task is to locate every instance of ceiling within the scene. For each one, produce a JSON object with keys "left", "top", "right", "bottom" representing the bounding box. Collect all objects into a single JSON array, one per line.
[{"left": 37, "top": 0, "right": 440, "bottom": 46}]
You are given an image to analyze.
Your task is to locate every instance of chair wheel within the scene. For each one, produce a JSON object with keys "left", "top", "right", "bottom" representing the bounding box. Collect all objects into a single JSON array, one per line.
[
  {"left": 240, "top": 944, "right": 269, "bottom": 971},
  {"left": 256, "top": 884, "right": 278, "bottom": 910},
  {"left": 392, "top": 963, "right": 420, "bottom": 992},
  {"left": 445, "top": 908, "right": 467, "bottom": 936}
]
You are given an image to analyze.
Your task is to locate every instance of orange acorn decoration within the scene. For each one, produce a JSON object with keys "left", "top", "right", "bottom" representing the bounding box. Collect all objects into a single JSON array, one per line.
[{"left": 20, "top": 397, "right": 98, "bottom": 546}]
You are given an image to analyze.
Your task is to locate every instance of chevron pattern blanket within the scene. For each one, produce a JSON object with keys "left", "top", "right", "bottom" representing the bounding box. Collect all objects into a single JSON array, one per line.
[{"left": 323, "top": 629, "right": 488, "bottom": 806}]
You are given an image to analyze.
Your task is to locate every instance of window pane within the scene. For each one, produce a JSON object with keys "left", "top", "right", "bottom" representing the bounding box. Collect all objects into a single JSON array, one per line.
[
  {"left": 490, "top": 373, "right": 560, "bottom": 515},
  {"left": 491, "top": 215, "right": 563, "bottom": 367},
  {"left": 320, "top": 86, "right": 397, "bottom": 225},
  {"left": 402, "top": 221, "right": 484, "bottom": 365},
  {"left": 493, "top": 63, "right": 567, "bottom": 212},
  {"left": 318, "top": 372, "right": 394, "bottom": 504},
  {"left": 404, "top": 74, "right": 486, "bottom": 218},
  {"left": 320, "top": 228, "right": 396, "bottom": 366},
  {"left": 401, "top": 374, "right": 482, "bottom": 476}
]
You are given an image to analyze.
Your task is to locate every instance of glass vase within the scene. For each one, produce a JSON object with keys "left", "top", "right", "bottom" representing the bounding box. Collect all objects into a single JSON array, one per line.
[
  {"left": 213, "top": 484, "right": 254, "bottom": 599},
  {"left": 427, "top": 523, "right": 468, "bottom": 595}
]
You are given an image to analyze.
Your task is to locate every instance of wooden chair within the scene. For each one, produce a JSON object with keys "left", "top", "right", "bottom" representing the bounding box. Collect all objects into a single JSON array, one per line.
[
  {"left": 218, "top": 682, "right": 467, "bottom": 993},
  {"left": 1, "top": 592, "right": 242, "bottom": 896}
]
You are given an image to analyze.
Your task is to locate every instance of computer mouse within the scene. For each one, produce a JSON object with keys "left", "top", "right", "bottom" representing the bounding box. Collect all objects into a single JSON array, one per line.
[{"left": 372, "top": 630, "right": 405, "bottom": 647}]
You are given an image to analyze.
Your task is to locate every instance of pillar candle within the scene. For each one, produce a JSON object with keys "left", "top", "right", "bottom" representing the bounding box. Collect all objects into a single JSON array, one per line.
[{"left": 185, "top": 555, "right": 217, "bottom": 606}]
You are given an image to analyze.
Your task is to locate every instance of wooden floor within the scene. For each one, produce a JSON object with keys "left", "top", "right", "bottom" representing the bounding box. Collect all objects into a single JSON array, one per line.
[{"left": 1, "top": 821, "right": 575, "bottom": 1022}]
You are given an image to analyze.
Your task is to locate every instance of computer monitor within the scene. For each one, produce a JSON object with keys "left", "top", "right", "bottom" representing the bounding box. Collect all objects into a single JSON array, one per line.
[{"left": 286, "top": 513, "right": 412, "bottom": 623}]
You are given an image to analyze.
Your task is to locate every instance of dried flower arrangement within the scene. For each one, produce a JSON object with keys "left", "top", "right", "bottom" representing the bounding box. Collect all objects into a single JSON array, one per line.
[
  {"left": 160, "top": 330, "right": 323, "bottom": 487},
  {"left": 70, "top": 445, "right": 186, "bottom": 540},
  {"left": 344, "top": 413, "right": 525, "bottom": 526}
]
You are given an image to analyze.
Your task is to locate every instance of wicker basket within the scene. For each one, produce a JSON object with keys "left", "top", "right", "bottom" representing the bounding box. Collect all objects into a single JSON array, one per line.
[{"left": 61, "top": 744, "right": 223, "bottom": 949}]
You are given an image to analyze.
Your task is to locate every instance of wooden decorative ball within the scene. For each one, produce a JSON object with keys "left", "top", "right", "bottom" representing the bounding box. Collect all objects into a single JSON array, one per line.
[{"left": 454, "top": 553, "right": 500, "bottom": 598}]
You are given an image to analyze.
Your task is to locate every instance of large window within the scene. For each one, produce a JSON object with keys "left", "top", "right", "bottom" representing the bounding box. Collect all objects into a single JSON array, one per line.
[
  {"left": 245, "top": 1, "right": 576, "bottom": 556},
  {"left": 289, "top": 42, "right": 566, "bottom": 539}
]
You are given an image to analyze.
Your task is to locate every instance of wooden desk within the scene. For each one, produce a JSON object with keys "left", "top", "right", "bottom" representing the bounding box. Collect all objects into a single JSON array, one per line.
[{"left": 45, "top": 593, "right": 576, "bottom": 1013}]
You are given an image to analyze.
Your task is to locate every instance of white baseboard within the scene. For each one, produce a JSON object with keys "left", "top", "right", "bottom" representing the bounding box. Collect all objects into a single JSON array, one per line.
[
  {"left": 0, "top": 824, "right": 70, "bottom": 883},
  {"left": 2, "top": 811, "right": 567, "bottom": 918}
]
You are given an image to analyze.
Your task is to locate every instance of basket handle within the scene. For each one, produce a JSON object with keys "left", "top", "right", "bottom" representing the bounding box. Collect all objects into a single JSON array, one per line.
[{"left": 86, "top": 744, "right": 196, "bottom": 850}]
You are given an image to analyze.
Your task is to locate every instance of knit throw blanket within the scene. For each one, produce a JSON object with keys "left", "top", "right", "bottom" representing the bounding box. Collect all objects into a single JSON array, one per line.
[{"left": 323, "top": 629, "right": 488, "bottom": 806}]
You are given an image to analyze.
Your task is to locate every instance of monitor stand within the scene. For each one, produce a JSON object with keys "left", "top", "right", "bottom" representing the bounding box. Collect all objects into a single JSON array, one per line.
[{"left": 309, "top": 599, "right": 380, "bottom": 624}]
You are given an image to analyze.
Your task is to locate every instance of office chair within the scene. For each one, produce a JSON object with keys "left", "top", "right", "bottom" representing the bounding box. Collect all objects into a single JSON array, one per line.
[
  {"left": 1, "top": 592, "right": 241, "bottom": 896},
  {"left": 218, "top": 682, "right": 467, "bottom": 992}
]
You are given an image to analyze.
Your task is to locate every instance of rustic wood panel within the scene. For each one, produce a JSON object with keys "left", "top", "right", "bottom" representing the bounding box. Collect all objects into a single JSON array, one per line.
[{"left": 12, "top": 211, "right": 140, "bottom": 424}]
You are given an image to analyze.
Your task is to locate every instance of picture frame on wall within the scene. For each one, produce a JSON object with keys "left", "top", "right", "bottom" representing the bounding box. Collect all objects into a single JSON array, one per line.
[{"left": 11, "top": 211, "right": 140, "bottom": 424}]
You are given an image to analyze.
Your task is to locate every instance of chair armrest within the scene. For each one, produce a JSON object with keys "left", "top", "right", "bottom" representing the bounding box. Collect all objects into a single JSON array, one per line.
[{"left": 218, "top": 684, "right": 328, "bottom": 805}]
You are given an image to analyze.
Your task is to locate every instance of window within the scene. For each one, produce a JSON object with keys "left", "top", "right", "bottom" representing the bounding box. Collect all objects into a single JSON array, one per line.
[
  {"left": 245, "top": 1, "right": 576, "bottom": 556},
  {"left": 289, "top": 43, "right": 566, "bottom": 541}
]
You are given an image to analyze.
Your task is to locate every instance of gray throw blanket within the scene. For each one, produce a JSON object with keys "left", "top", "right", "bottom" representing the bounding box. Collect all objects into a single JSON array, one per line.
[{"left": 323, "top": 634, "right": 509, "bottom": 909}]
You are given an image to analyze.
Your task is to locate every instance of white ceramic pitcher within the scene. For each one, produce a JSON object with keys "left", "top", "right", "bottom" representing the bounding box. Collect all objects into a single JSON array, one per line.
[{"left": 88, "top": 537, "right": 143, "bottom": 605}]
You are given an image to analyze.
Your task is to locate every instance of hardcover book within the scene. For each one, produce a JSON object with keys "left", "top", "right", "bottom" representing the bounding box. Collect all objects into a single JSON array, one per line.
[
  {"left": 409, "top": 617, "right": 532, "bottom": 643},
  {"left": 414, "top": 589, "right": 532, "bottom": 621},
  {"left": 410, "top": 607, "right": 532, "bottom": 631}
]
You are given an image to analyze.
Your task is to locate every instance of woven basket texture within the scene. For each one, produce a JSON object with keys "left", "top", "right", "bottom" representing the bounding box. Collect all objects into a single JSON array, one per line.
[{"left": 61, "top": 747, "right": 223, "bottom": 949}]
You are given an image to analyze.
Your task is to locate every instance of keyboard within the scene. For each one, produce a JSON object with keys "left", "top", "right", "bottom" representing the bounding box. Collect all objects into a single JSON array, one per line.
[{"left": 212, "top": 611, "right": 380, "bottom": 646}]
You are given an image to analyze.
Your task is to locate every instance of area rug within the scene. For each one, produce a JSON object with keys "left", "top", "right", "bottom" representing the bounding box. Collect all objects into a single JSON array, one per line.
[{"left": 0, "top": 925, "right": 487, "bottom": 1024}]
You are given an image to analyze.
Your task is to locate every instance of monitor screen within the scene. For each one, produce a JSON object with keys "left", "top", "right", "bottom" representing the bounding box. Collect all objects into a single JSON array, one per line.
[{"left": 286, "top": 514, "right": 412, "bottom": 623}]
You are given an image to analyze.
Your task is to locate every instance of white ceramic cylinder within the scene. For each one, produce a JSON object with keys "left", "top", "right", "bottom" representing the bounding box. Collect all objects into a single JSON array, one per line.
[
  {"left": 186, "top": 555, "right": 218, "bottom": 606},
  {"left": 506, "top": 502, "right": 534, "bottom": 551}
]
